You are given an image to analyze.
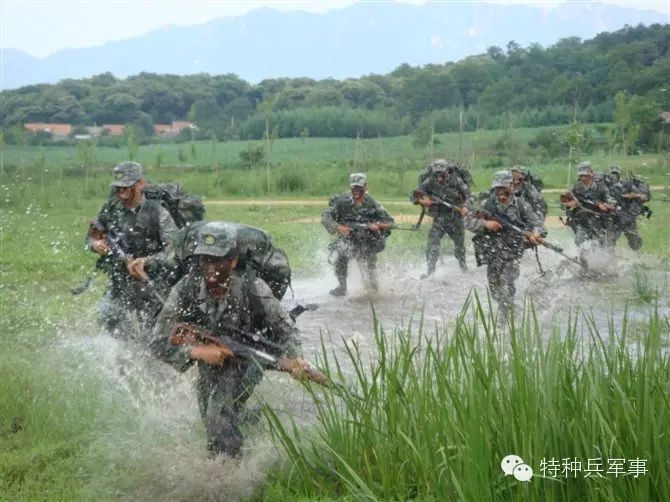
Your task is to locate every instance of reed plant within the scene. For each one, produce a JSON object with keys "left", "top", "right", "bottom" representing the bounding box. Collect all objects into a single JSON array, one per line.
[{"left": 263, "top": 294, "right": 670, "bottom": 501}]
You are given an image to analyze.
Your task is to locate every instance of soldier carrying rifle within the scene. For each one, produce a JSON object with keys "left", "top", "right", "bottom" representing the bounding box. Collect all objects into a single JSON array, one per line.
[
  {"left": 603, "top": 165, "right": 651, "bottom": 251},
  {"left": 466, "top": 171, "right": 545, "bottom": 317},
  {"left": 560, "top": 161, "right": 617, "bottom": 254},
  {"left": 411, "top": 159, "right": 472, "bottom": 278},
  {"left": 86, "top": 161, "right": 177, "bottom": 340},
  {"left": 321, "top": 173, "right": 395, "bottom": 296},
  {"left": 149, "top": 224, "right": 317, "bottom": 458}
]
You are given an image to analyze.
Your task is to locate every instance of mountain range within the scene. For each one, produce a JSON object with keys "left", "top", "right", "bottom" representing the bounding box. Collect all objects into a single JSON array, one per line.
[{"left": 2, "top": 2, "right": 668, "bottom": 89}]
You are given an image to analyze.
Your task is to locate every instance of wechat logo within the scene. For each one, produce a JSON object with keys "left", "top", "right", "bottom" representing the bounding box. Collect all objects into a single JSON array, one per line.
[{"left": 501, "top": 454, "right": 534, "bottom": 482}]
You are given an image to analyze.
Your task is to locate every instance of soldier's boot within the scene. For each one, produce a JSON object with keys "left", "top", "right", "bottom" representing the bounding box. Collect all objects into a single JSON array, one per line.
[
  {"left": 458, "top": 259, "right": 468, "bottom": 273},
  {"left": 420, "top": 266, "right": 435, "bottom": 280},
  {"left": 330, "top": 274, "right": 348, "bottom": 296},
  {"left": 329, "top": 282, "right": 347, "bottom": 296},
  {"left": 368, "top": 271, "right": 379, "bottom": 292},
  {"left": 330, "top": 255, "right": 348, "bottom": 296}
]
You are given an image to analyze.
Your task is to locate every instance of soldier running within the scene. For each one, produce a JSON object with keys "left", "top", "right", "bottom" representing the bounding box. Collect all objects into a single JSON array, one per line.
[{"left": 322, "top": 173, "right": 395, "bottom": 296}]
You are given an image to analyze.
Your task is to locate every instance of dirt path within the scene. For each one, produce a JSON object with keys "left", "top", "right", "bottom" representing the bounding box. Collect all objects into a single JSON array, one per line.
[{"left": 205, "top": 186, "right": 668, "bottom": 206}]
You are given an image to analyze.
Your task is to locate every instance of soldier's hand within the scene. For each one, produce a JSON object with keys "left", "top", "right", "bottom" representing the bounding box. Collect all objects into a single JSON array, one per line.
[
  {"left": 127, "top": 257, "right": 150, "bottom": 281},
  {"left": 563, "top": 199, "right": 579, "bottom": 209},
  {"left": 525, "top": 232, "right": 543, "bottom": 246},
  {"left": 420, "top": 197, "right": 433, "bottom": 208},
  {"left": 458, "top": 206, "right": 469, "bottom": 216},
  {"left": 337, "top": 225, "right": 352, "bottom": 236},
  {"left": 368, "top": 223, "right": 381, "bottom": 233},
  {"left": 91, "top": 239, "right": 110, "bottom": 255},
  {"left": 190, "top": 344, "right": 233, "bottom": 365},
  {"left": 596, "top": 202, "right": 614, "bottom": 212},
  {"left": 484, "top": 220, "right": 503, "bottom": 232}
]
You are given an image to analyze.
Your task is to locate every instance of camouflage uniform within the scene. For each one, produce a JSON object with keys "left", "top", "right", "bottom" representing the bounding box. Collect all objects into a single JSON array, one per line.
[
  {"left": 160, "top": 221, "right": 292, "bottom": 300},
  {"left": 418, "top": 159, "right": 473, "bottom": 187},
  {"left": 88, "top": 162, "right": 177, "bottom": 339},
  {"left": 604, "top": 169, "right": 650, "bottom": 250},
  {"left": 411, "top": 165, "right": 472, "bottom": 274},
  {"left": 511, "top": 166, "right": 547, "bottom": 220},
  {"left": 149, "top": 229, "right": 301, "bottom": 457},
  {"left": 321, "top": 174, "right": 394, "bottom": 294},
  {"left": 564, "top": 162, "right": 615, "bottom": 247},
  {"left": 466, "top": 171, "right": 545, "bottom": 313}
]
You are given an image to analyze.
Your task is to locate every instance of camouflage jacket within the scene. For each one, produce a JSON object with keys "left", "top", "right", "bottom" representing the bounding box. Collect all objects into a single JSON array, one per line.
[
  {"left": 88, "top": 196, "right": 177, "bottom": 259},
  {"left": 411, "top": 173, "right": 472, "bottom": 221},
  {"left": 565, "top": 180, "right": 615, "bottom": 225},
  {"left": 607, "top": 178, "right": 650, "bottom": 218},
  {"left": 87, "top": 196, "right": 177, "bottom": 288},
  {"left": 515, "top": 183, "right": 547, "bottom": 219},
  {"left": 321, "top": 194, "right": 395, "bottom": 236},
  {"left": 466, "top": 193, "right": 545, "bottom": 260},
  {"left": 149, "top": 272, "right": 301, "bottom": 373}
]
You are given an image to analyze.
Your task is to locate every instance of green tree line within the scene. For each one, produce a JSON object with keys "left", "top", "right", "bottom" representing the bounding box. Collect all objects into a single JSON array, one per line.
[{"left": 1, "top": 23, "right": 668, "bottom": 149}]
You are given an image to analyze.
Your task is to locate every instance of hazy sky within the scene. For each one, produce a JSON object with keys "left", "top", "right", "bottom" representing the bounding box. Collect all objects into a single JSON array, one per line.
[{"left": 2, "top": 0, "right": 669, "bottom": 58}]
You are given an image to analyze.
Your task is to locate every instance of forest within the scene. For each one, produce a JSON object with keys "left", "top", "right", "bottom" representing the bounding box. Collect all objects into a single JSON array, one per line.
[{"left": 1, "top": 23, "right": 668, "bottom": 151}]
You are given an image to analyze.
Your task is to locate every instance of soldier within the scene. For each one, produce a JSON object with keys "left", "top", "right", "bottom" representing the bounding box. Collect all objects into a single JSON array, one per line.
[
  {"left": 604, "top": 166, "right": 650, "bottom": 250},
  {"left": 418, "top": 158, "right": 473, "bottom": 187},
  {"left": 411, "top": 159, "right": 471, "bottom": 278},
  {"left": 321, "top": 173, "right": 395, "bottom": 296},
  {"left": 560, "top": 161, "right": 616, "bottom": 251},
  {"left": 466, "top": 171, "right": 545, "bottom": 315},
  {"left": 87, "top": 161, "right": 177, "bottom": 339},
  {"left": 510, "top": 165, "right": 548, "bottom": 220},
  {"left": 149, "top": 224, "right": 306, "bottom": 457}
]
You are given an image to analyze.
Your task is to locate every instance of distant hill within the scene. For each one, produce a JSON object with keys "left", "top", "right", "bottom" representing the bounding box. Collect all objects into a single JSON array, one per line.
[{"left": 1, "top": 2, "right": 667, "bottom": 89}]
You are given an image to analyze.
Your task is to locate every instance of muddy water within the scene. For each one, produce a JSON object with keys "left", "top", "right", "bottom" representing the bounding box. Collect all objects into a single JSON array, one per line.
[{"left": 55, "top": 242, "right": 667, "bottom": 500}]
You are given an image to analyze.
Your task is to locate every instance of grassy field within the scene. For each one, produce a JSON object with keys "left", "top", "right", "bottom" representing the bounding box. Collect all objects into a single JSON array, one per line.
[
  {"left": 1, "top": 135, "right": 669, "bottom": 500},
  {"left": 2, "top": 126, "right": 669, "bottom": 201}
]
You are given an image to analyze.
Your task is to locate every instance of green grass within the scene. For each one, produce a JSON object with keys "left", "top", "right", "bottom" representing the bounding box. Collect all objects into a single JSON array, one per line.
[
  {"left": 3, "top": 126, "right": 669, "bottom": 199},
  {"left": 0, "top": 154, "right": 668, "bottom": 499},
  {"left": 262, "top": 295, "right": 670, "bottom": 501}
]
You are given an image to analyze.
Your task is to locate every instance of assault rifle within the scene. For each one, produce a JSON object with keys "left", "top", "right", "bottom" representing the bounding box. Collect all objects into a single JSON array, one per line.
[
  {"left": 342, "top": 222, "right": 417, "bottom": 232},
  {"left": 73, "top": 219, "right": 167, "bottom": 304},
  {"left": 474, "top": 208, "right": 586, "bottom": 269},
  {"left": 169, "top": 321, "right": 330, "bottom": 386},
  {"left": 560, "top": 192, "right": 619, "bottom": 215},
  {"left": 412, "top": 190, "right": 467, "bottom": 215}
]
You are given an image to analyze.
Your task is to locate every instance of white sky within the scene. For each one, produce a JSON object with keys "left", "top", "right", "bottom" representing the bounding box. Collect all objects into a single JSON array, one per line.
[{"left": 2, "top": 0, "right": 669, "bottom": 58}]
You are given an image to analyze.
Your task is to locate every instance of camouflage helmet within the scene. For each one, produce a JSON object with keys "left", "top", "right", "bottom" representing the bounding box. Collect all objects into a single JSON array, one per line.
[
  {"left": 577, "top": 161, "right": 593, "bottom": 176},
  {"left": 192, "top": 221, "right": 236, "bottom": 258},
  {"left": 510, "top": 165, "right": 528, "bottom": 177},
  {"left": 491, "top": 170, "right": 513, "bottom": 189},
  {"left": 110, "top": 161, "right": 143, "bottom": 188},
  {"left": 431, "top": 159, "right": 449, "bottom": 173},
  {"left": 349, "top": 172, "right": 367, "bottom": 188},
  {"left": 608, "top": 164, "right": 622, "bottom": 175}
]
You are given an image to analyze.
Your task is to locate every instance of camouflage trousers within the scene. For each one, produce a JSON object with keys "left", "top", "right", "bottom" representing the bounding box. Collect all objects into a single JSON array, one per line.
[
  {"left": 607, "top": 218, "right": 642, "bottom": 251},
  {"left": 329, "top": 238, "right": 382, "bottom": 289},
  {"left": 426, "top": 218, "right": 466, "bottom": 273},
  {"left": 98, "top": 287, "right": 163, "bottom": 343},
  {"left": 572, "top": 221, "right": 608, "bottom": 248},
  {"left": 197, "top": 359, "right": 263, "bottom": 457},
  {"left": 486, "top": 256, "right": 521, "bottom": 315}
]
